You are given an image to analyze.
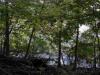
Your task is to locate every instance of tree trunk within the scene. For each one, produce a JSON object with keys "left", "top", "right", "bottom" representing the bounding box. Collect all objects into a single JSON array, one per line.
[
  {"left": 95, "top": 23, "right": 100, "bottom": 68},
  {"left": 93, "top": 36, "right": 96, "bottom": 69},
  {"left": 74, "top": 26, "right": 79, "bottom": 70},
  {"left": 0, "top": 38, "right": 3, "bottom": 55},
  {"left": 58, "top": 29, "right": 62, "bottom": 67},
  {"left": 24, "top": 27, "right": 35, "bottom": 58},
  {"left": 3, "top": 0, "right": 10, "bottom": 56},
  {"left": 58, "top": 20, "right": 62, "bottom": 67}
]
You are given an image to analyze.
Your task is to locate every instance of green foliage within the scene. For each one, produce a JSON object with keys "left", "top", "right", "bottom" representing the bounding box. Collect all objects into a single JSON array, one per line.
[{"left": 0, "top": 0, "right": 99, "bottom": 61}]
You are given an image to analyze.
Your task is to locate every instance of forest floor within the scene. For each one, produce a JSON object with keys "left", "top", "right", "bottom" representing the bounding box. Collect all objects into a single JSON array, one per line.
[{"left": 0, "top": 55, "right": 100, "bottom": 75}]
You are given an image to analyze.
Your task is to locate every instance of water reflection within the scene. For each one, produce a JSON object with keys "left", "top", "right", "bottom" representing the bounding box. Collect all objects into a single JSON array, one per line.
[{"left": 10, "top": 52, "right": 100, "bottom": 68}]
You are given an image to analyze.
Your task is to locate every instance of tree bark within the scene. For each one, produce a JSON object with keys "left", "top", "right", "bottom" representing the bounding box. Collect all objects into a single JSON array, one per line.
[
  {"left": 3, "top": 0, "right": 10, "bottom": 56},
  {"left": 74, "top": 26, "right": 79, "bottom": 70},
  {"left": 58, "top": 29, "right": 62, "bottom": 67},
  {"left": 58, "top": 20, "right": 62, "bottom": 67},
  {"left": 93, "top": 35, "right": 96, "bottom": 69},
  {"left": 24, "top": 27, "right": 35, "bottom": 58},
  {"left": 95, "top": 23, "right": 100, "bottom": 68}
]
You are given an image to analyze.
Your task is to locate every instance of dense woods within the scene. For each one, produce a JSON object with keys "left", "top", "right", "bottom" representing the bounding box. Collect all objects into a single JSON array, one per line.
[{"left": 0, "top": 0, "right": 100, "bottom": 75}]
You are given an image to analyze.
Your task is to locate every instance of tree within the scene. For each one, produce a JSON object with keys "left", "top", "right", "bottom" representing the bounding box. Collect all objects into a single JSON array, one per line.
[{"left": 3, "top": 0, "right": 10, "bottom": 56}]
